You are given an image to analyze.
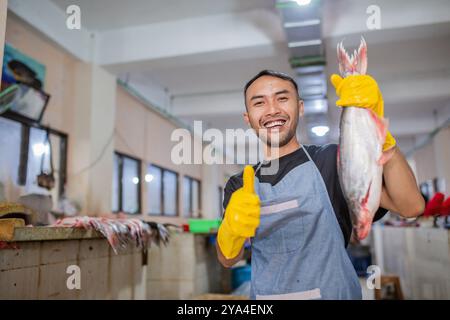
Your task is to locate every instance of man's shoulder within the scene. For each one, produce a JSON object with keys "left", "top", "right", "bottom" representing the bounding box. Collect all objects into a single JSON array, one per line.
[
  {"left": 305, "top": 143, "right": 338, "bottom": 157},
  {"left": 224, "top": 171, "right": 243, "bottom": 193},
  {"left": 223, "top": 168, "right": 250, "bottom": 210}
]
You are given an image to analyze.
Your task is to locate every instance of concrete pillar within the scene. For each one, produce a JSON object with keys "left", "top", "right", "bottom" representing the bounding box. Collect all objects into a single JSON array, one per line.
[
  {"left": 0, "top": 0, "right": 7, "bottom": 82},
  {"left": 413, "top": 141, "right": 437, "bottom": 184},
  {"left": 66, "top": 63, "right": 117, "bottom": 215},
  {"left": 201, "top": 164, "right": 220, "bottom": 219},
  {"left": 433, "top": 127, "right": 450, "bottom": 194}
]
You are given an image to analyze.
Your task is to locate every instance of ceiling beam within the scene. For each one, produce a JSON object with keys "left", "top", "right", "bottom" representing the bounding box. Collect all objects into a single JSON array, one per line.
[
  {"left": 7, "top": 0, "right": 93, "bottom": 62},
  {"left": 95, "top": 8, "right": 286, "bottom": 68},
  {"left": 322, "top": 0, "right": 450, "bottom": 38}
]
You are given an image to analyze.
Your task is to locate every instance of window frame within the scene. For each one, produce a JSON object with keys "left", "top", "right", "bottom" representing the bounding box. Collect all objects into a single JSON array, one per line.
[
  {"left": 147, "top": 163, "right": 179, "bottom": 216},
  {"left": 183, "top": 175, "right": 202, "bottom": 218},
  {"left": 113, "top": 151, "right": 142, "bottom": 215},
  {"left": 0, "top": 113, "right": 68, "bottom": 196}
]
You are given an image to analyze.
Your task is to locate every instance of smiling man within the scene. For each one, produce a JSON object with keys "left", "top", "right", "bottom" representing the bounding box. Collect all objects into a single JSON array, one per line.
[{"left": 216, "top": 70, "right": 425, "bottom": 300}]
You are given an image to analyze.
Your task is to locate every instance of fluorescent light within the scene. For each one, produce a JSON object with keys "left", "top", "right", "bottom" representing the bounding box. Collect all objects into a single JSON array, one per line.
[
  {"left": 145, "top": 174, "right": 154, "bottom": 183},
  {"left": 311, "top": 126, "right": 329, "bottom": 137},
  {"left": 304, "top": 99, "right": 328, "bottom": 114},
  {"left": 32, "top": 143, "right": 49, "bottom": 157},
  {"left": 284, "top": 19, "right": 320, "bottom": 28},
  {"left": 132, "top": 177, "right": 140, "bottom": 184},
  {"left": 294, "top": 0, "right": 312, "bottom": 6},
  {"left": 288, "top": 39, "right": 322, "bottom": 48}
]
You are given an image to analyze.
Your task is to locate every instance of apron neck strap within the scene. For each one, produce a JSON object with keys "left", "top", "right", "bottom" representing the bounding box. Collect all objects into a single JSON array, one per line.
[
  {"left": 254, "top": 160, "right": 266, "bottom": 176},
  {"left": 300, "top": 144, "right": 313, "bottom": 162},
  {"left": 254, "top": 145, "right": 312, "bottom": 175}
]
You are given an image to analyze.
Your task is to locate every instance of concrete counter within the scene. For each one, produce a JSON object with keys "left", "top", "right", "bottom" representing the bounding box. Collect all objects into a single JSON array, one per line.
[
  {"left": 9, "top": 226, "right": 103, "bottom": 242},
  {"left": 0, "top": 230, "right": 226, "bottom": 299}
]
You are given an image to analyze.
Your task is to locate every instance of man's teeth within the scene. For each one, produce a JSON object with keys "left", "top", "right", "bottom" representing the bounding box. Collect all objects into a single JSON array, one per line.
[{"left": 265, "top": 120, "right": 286, "bottom": 128}]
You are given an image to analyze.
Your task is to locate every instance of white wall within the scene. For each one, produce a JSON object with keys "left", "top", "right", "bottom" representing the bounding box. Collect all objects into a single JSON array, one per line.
[
  {"left": 433, "top": 127, "right": 450, "bottom": 194},
  {"left": 0, "top": 0, "right": 7, "bottom": 82},
  {"left": 118, "top": 74, "right": 171, "bottom": 112}
]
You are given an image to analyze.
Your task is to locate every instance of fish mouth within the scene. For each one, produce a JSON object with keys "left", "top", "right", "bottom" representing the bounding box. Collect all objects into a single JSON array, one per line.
[{"left": 261, "top": 118, "right": 288, "bottom": 131}]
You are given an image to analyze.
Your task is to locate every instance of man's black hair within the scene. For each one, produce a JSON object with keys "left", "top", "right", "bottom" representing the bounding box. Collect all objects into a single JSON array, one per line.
[{"left": 244, "top": 70, "right": 300, "bottom": 102}]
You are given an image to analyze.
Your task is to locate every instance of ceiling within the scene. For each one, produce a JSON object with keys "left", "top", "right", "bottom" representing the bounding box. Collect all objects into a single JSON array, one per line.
[{"left": 50, "top": 0, "right": 276, "bottom": 31}]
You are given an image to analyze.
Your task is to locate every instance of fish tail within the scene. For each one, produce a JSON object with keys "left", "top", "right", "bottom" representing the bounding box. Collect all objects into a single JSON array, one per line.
[
  {"left": 357, "top": 37, "right": 368, "bottom": 75},
  {"left": 337, "top": 38, "right": 368, "bottom": 76}
]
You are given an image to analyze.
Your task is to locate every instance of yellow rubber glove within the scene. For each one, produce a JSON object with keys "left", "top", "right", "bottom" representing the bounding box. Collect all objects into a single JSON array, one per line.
[
  {"left": 330, "top": 74, "right": 396, "bottom": 151},
  {"left": 217, "top": 166, "right": 260, "bottom": 259}
]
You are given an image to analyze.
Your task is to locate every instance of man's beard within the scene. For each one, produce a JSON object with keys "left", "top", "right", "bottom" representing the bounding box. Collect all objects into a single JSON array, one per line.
[{"left": 258, "top": 118, "right": 298, "bottom": 148}]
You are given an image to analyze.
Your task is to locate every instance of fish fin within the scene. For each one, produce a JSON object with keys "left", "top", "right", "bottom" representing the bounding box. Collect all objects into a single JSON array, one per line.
[
  {"left": 367, "top": 109, "right": 388, "bottom": 142},
  {"left": 366, "top": 110, "right": 394, "bottom": 165},
  {"left": 377, "top": 147, "right": 396, "bottom": 166},
  {"left": 354, "top": 205, "right": 373, "bottom": 240},
  {"left": 361, "top": 180, "right": 372, "bottom": 207},
  {"left": 355, "top": 215, "right": 372, "bottom": 240}
]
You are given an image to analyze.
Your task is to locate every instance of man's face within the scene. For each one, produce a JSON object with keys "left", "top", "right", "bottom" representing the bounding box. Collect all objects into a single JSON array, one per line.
[{"left": 244, "top": 75, "right": 304, "bottom": 147}]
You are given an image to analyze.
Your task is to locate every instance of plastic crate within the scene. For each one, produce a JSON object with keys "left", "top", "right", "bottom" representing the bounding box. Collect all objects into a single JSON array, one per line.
[{"left": 188, "top": 219, "right": 222, "bottom": 234}]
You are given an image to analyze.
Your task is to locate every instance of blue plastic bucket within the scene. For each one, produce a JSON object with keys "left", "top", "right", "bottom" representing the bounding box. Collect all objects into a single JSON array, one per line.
[{"left": 231, "top": 265, "right": 251, "bottom": 289}]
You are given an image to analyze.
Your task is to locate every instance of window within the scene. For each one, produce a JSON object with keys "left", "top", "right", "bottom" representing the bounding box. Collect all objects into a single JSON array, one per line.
[
  {"left": 26, "top": 127, "right": 64, "bottom": 200},
  {"left": 147, "top": 165, "right": 162, "bottom": 214},
  {"left": 163, "top": 170, "right": 178, "bottom": 216},
  {"left": 147, "top": 164, "right": 178, "bottom": 216},
  {"left": 112, "top": 154, "right": 120, "bottom": 212},
  {"left": 112, "top": 152, "right": 141, "bottom": 214},
  {"left": 183, "top": 176, "right": 201, "bottom": 218},
  {"left": 0, "top": 117, "right": 21, "bottom": 195},
  {"left": 0, "top": 115, "right": 67, "bottom": 208},
  {"left": 182, "top": 177, "right": 191, "bottom": 217}
]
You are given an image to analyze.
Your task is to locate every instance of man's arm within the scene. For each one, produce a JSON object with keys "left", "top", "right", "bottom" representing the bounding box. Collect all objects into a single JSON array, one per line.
[
  {"left": 216, "top": 241, "right": 244, "bottom": 268},
  {"left": 380, "top": 147, "right": 425, "bottom": 218}
]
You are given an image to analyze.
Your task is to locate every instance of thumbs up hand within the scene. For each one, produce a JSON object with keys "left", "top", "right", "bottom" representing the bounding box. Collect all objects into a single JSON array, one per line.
[
  {"left": 225, "top": 166, "right": 261, "bottom": 237},
  {"left": 217, "top": 166, "right": 261, "bottom": 259}
]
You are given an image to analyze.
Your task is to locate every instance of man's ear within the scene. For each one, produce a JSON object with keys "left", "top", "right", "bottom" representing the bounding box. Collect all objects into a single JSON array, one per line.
[
  {"left": 298, "top": 99, "right": 305, "bottom": 117},
  {"left": 243, "top": 112, "right": 250, "bottom": 126}
]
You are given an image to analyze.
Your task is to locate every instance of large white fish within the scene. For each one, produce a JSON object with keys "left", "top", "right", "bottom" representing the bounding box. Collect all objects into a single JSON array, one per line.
[{"left": 337, "top": 38, "right": 390, "bottom": 240}]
